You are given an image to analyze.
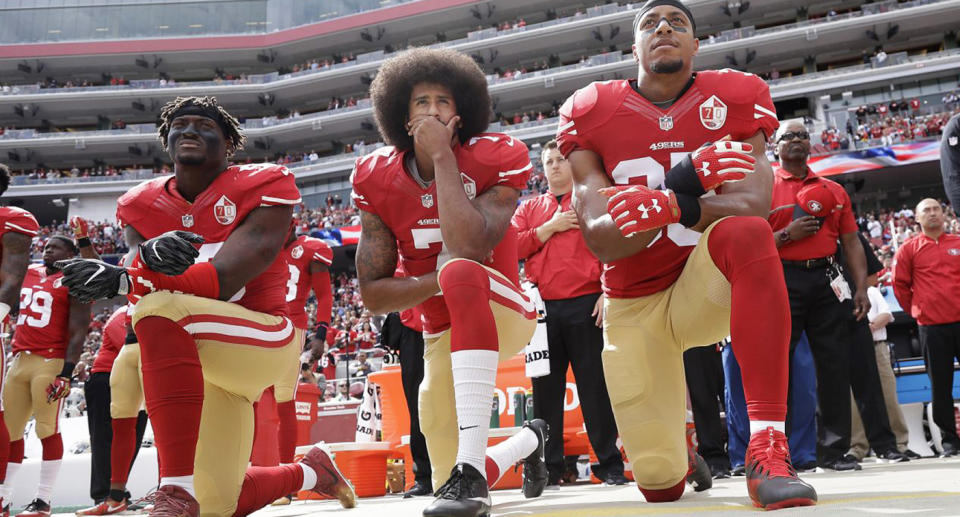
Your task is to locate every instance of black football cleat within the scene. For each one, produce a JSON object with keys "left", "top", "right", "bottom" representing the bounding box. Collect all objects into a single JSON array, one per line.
[
  {"left": 422, "top": 463, "right": 491, "bottom": 517},
  {"left": 520, "top": 419, "right": 549, "bottom": 499},
  {"left": 686, "top": 452, "right": 713, "bottom": 492},
  {"left": 745, "top": 427, "right": 818, "bottom": 510}
]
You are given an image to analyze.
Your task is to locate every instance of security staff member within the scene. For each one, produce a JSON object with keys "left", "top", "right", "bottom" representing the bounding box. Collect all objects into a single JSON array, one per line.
[
  {"left": 893, "top": 198, "right": 960, "bottom": 457},
  {"left": 511, "top": 140, "right": 625, "bottom": 486},
  {"left": 767, "top": 120, "right": 870, "bottom": 471},
  {"left": 940, "top": 113, "right": 960, "bottom": 209},
  {"left": 380, "top": 306, "right": 432, "bottom": 496}
]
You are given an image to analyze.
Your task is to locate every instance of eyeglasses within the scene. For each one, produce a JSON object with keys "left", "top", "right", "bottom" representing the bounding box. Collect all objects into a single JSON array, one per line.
[{"left": 778, "top": 131, "right": 810, "bottom": 142}]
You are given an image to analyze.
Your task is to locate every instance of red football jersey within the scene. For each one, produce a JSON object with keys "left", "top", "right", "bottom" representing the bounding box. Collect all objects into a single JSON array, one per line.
[
  {"left": 284, "top": 235, "right": 334, "bottom": 329},
  {"left": 556, "top": 70, "right": 779, "bottom": 298},
  {"left": 117, "top": 164, "right": 301, "bottom": 316},
  {"left": 14, "top": 264, "right": 72, "bottom": 359},
  {"left": 91, "top": 306, "right": 128, "bottom": 374},
  {"left": 320, "top": 351, "right": 337, "bottom": 380},
  {"left": 0, "top": 207, "right": 39, "bottom": 243},
  {"left": 351, "top": 134, "right": 531, "bottom": 335}
]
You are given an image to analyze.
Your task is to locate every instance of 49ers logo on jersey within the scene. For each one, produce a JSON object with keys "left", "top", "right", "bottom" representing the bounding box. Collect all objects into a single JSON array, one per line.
[
  {"left": 291, "top": 245, "right": 304, "bottom": 259},
  {"left": 460, "top": 173, "right": 477, "bottom": 199},
  {"left": 699, "top": 95, "right": 728, "bottom": 130},
  {"left": 214, "top": 195, "right": 236, "bottom": 225}
]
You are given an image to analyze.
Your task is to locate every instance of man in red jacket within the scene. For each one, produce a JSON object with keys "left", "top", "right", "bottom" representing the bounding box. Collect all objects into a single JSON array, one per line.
[
  {"left": 511, "top": 140, "right": 625, "bottom": 487},
  {"left": 893, "top": 198, "right": 960, "bottom": 457}
]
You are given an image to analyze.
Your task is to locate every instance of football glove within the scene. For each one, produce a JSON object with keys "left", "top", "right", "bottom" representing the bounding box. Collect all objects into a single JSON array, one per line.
[
  {"left": 46, "top": 376, "right": 71, "bottom": 403},
  {"left": 138, "top": 231, "right": 204, "bottom": 276},
  {"left": 600, "top": 185, "right": 682, "bottom": 237},
  {"left": 69, "top": 216, "right": 90, "bottom": 240},
  {"left": 56, "top": 258, "right": 138, "bottom": 303},
  {"left": 664, "top": 141, "right": 756, "bottom": 196}
]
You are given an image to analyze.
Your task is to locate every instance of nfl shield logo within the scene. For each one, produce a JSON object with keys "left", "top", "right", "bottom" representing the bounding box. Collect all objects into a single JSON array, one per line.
[
  {"left": 214, "top": 195, "right": 237, "bottom": 225},
  {"left": 421, "top": 194, "right": 434, "bottom": 208},
  {"left": 699, "top": 95, "right": 728, "bottom": 130},
  {"left": 950, "top": 136, "right": 958, "bottom": 146},
  {"left": 659, "top": 115, "right": 673, "bottom": 131},
  {"left": 181, "top": 214, "right": 194, "bottom": 228}
]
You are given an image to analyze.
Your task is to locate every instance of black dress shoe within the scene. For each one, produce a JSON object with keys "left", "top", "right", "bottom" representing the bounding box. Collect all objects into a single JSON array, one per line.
[
  {"left": 940, "top": 443, "right": 959, "bottom": 458},
  {"left": 903, "top": 449, "right": 922, "bottom": 459},
  {"left": 821, "top": 454, "right": 862, "bottom": 471},
  {"left": 602, "top": 473, "right": 630, "bottom": 485},
  {"left": 707, "top": 458, "right": 731, "bottom": 479},
  {"left": 403, "top": 481, "right": 433, "bottom": 498},
  {"left": 876, "top": 449, "right": 910, "bottom": 463},
  {"left": 731, "top": 464, "right": 746, "bottom": 477},
  {"left": 794, "top": 460, "right": 818, "bottom": 473}
]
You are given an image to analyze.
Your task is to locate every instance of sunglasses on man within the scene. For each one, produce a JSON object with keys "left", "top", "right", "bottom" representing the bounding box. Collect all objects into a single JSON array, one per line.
[{"left": 778, "top": 131, "right": 810, "bottom": 142}]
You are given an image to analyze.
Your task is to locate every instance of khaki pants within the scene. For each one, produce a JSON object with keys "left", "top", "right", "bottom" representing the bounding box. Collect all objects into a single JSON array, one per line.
[
  {"left": 849, "top": 340, "right": 910, "bottom": 459},
  {"left": 133, "top": 292, "right": 302, "bottom": 517},
  {"left": 110, "top": 343, "right": 144, "bottom": 419},
  {"left": 3, "top": 352, "right": 64, "bottom": 439},
  {"left": 603, "top": 220, "right": 732, "bottom": 490}
]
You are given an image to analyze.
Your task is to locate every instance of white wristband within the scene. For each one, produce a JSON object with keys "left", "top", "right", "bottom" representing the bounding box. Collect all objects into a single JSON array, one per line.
[{"left": 0, "top": 302, "right": 10, "bottom": 323}]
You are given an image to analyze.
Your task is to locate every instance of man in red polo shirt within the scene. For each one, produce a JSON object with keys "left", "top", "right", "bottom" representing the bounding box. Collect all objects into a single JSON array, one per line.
[
  {"left": 893, "top": 198, "right": 960, "bottom": 457},
  {"left": 511, "top": 140, "right": 625, "bottom": 488},
  {"left": 768, "top": 119, "right": 871, "bottom": 471}
]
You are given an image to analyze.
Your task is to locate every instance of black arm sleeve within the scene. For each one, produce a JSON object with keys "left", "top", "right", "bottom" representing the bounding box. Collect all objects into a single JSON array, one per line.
[{"left": 941, "top": 113, "right": 960, "bottom": 210}]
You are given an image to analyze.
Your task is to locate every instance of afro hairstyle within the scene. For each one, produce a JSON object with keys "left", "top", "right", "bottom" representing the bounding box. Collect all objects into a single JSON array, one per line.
[{"left": 369, "top": 48, "right": 491, "bottom": 151}]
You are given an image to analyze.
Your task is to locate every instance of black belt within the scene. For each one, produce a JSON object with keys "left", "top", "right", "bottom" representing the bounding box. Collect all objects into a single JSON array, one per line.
[{"left": 782, "top": 257, "right": 833, "bottom": 269}]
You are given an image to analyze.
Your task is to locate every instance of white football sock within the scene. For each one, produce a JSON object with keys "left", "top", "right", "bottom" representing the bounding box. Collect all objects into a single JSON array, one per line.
[
  {"left": 451, "top": 349, "right": 498, "bottom": 477},
  {"left": 160, "top": 476, "right": 196, "bottom": 498},
  {"left": 749, "top": 420, "right": 786, "bottom": 434},
  {"left": 36, "top": 459, "right": 62, "bottom": 503},
  {"left": 486, "top": 427, "right": 540, "bottom": 484},
  {"left": 2, "top": 462, "right": 22, "bottom": 502},
  {"left": 299, "top": 463, "right": 318, "bottom": 491}
]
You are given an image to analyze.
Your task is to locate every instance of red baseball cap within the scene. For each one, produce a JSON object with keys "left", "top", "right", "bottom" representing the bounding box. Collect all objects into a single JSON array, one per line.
[{"left": 794, "top": 182, "right": 838, "bottom": 218}]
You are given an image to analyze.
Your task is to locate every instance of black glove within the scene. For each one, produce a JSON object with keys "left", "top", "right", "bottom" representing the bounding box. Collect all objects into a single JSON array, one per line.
[
  {"left": 138, "top": 231, "right": 204, "bottom": 276},
  {"left": 55, "top": 258, "right": 130, "bottom": 303}
]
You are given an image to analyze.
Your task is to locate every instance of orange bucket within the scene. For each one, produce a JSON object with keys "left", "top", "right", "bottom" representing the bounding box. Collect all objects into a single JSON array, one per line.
[{"left": 295, "top": 442, "right": 394, "bottom": 500}]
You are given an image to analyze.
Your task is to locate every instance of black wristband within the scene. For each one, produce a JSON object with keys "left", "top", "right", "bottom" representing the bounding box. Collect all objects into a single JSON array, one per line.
[
  {"left": 674, "top": 192, "right": 702, "bottom": 228},
  {"left": 77, "top": 237, "right": 92, "bottom": 248},
  {"left": 59, "top": 361, "right": 76, "bottom": 379},
  {"left": 663, "top": 155, "right": 707, "bottom": 197}
]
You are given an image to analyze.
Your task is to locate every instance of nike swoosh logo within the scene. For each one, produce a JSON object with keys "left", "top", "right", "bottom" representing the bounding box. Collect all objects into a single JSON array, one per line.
[
  {"left": 85, "top": 264, "right": 106, "bottom": 285},
  {"left": 459, "top": 425, "right": 478, "bottom": 431}
]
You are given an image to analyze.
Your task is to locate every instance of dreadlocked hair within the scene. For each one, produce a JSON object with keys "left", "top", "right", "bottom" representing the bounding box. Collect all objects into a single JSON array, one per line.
[
  {"left": 157, "top": 96, "right": 245, "bottom": 156},
  {"left": 370, "top": 48, "right": 491, "bottom": 151}
]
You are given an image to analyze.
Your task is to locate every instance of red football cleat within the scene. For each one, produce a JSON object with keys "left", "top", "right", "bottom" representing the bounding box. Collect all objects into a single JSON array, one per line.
[
  {"left": 75, "top": 500, "right": 128, "bottom": 516},
  {"left": 685, "top": 423, "right": 712, "bottom": 492},
  {"left": 745, "top": 427, "right": 818, "bottom": 510},
  {"left": 146, "top": 486, "right": 198, "bottom": 517},
  {"left": 299, "top": 444, "right": 357, "bottom": 509}
]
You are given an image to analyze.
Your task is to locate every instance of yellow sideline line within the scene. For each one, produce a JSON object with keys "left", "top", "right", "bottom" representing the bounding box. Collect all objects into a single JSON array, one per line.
[{"left": 502, "top": 491, "right": 960, "bottom": 516}]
